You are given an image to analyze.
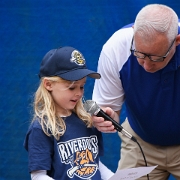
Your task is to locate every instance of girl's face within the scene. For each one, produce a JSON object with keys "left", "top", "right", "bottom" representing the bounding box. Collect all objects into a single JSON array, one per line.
[{"left": 45, "top": 77, "right": 86, "bottom": 115}]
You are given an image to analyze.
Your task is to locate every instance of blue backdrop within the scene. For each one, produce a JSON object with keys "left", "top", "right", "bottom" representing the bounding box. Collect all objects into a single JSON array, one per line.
[{"left": 0, "top": 0, "right": 179, "bottom": 179}]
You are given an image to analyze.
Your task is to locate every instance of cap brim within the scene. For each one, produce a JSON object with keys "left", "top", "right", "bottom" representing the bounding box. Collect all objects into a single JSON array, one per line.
[{"left": 58, "top": 69, "right": 101, "bottom": 81}]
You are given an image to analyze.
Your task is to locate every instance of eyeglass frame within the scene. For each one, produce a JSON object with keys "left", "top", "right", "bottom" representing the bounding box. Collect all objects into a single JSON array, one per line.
[{"left": 130, "top": 36, "right": 176, "bottom": 62}]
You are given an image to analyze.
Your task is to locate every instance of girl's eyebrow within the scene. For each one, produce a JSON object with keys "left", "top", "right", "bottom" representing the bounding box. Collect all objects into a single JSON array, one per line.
[{"left": 73, "top": 80, "right": 86, "bottom": 85}]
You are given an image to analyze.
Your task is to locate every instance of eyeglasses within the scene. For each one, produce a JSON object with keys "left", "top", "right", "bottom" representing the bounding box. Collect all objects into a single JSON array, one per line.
[{"left": 130, "top": 37, "right": 176, "bottom": 62}]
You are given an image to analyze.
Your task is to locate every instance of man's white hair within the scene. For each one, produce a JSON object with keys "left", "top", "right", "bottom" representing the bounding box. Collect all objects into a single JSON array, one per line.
[{"left": 134, "top": 4, "right": 178, "bottom": 44}]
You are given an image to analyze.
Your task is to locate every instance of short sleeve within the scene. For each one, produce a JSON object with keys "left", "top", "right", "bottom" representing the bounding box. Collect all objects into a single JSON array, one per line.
[{"left": 24, "top": 123, "right": 54, "bottom": 173}]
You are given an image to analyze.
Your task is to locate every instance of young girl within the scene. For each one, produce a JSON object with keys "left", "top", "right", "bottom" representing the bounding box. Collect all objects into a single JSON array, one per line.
[{"left": 24, "top": 46, "right": 114, "bottom": 180}]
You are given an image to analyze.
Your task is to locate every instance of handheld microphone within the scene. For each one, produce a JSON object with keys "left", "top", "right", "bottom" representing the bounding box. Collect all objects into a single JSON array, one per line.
[
  {"left": 83, "top": 100, "right": 150, "bottom": 179},
  {"left": 83, "top": 100, "right": 137, "bottom": 142}
]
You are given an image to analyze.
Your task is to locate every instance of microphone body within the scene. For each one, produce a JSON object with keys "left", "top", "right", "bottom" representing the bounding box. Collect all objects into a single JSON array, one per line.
[{"left": 83, "top": 100, "right": 137, "bottom": 142}]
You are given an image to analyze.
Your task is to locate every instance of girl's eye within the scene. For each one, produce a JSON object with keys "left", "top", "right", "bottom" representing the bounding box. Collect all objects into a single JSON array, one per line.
[
  {"left": 69, "top": 86, "right": 84, "bottom": 90},
  {"left": 69, "top": 87, "right": 75, "bottom": 90}
]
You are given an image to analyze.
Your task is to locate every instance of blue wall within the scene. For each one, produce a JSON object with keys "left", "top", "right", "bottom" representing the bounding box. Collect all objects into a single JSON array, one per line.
[{"left": 0, "top": 0, "right": 179, "bottom": 179}]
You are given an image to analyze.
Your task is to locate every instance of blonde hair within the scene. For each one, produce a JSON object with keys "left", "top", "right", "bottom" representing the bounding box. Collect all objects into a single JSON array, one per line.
[
  {"left": 134, "top": 4, "right": 178, "bottom": 44},
  {"left": 33, "top": 76, "right": 92, "bottom": 140}
]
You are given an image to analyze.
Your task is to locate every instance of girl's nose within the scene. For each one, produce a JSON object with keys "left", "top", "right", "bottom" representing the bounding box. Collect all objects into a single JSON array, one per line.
[{"left": 75, "top": 88, "right": 84, "bottom": 96}]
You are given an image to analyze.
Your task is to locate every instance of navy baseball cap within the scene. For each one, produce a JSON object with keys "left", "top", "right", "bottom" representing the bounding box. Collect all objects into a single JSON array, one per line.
[{"left": 39, "top": 46, "right": 101, "bottom": 81}]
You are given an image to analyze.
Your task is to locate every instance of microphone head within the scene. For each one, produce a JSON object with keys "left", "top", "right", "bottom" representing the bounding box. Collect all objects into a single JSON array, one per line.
[{"left": 83, "top": 100, "right": 100, "bottom": 116}]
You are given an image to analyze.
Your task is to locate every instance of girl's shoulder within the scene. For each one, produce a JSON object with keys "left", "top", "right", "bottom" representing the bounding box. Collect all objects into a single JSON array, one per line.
[{"left": 29, "top": 116, "right": 42, "bottom": 130}]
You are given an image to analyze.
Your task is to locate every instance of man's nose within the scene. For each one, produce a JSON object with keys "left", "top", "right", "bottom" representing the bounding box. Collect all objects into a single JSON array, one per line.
[{"left": 143, "top": 58, "right": 154, "bottom": 70}]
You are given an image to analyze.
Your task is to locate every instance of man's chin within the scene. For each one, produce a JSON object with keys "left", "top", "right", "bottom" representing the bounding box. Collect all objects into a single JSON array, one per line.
[{"left": 144, "top": 67, "right": 161, "bottom": 73}]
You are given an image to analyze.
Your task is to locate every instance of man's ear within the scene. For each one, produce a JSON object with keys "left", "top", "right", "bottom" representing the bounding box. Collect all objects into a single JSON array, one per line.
[
  {"left": 43, "top": 79, "right": 53, "bottom": 91},
  {"left": 175, "top": 34, "right": 180, "bottom": 46}
]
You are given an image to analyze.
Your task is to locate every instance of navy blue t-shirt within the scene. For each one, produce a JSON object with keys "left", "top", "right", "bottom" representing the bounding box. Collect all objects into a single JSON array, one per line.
[{"left": 24, "top": 112, "right": 103, "bottom": 179}]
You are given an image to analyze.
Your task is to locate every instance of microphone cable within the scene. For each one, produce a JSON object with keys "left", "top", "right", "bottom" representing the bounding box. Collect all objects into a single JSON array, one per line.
[
  {"left": 132, "top": 138, "right": 150, "bottom": 180},
  {"left": 110, "top": 124, "right": 149, "bottom": 180}
]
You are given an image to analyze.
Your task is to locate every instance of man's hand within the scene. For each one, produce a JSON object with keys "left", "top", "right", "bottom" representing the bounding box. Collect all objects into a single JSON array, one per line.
[{"left": 91, "top": 107, "right": 120, "bottom": 133}]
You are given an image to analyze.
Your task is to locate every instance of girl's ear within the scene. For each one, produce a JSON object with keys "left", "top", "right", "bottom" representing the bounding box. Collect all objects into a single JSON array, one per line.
[{"left": 43, "top": 79, "right": 53, "bottom": 91}]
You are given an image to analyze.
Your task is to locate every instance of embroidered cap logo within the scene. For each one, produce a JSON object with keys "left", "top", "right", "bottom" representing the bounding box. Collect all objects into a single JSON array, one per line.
[{"left": 70, "top": 50, "right": 85, "bottom": 66}]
